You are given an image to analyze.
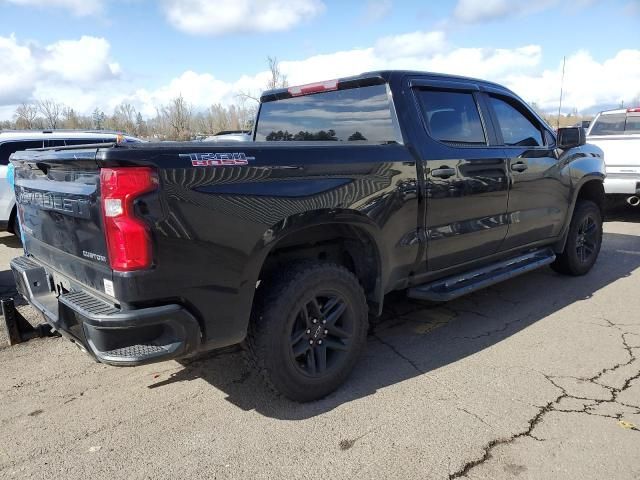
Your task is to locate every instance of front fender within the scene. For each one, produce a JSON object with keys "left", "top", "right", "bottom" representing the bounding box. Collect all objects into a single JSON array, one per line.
[{"left": 554, "top": 144, "right": 605, "bottom": 251}]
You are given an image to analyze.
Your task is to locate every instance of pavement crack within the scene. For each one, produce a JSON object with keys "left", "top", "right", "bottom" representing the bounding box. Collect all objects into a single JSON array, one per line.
[
  {"left": 371, "top": 333, "right": 423, "bottom": 374},
  {"left": 448, "top": 397, "right": 560, "bottom": 479},
  {"left": 450, "top": 347, "right": 640, "bottom": 479},
  {"left": 457, "top": 407, "right": 492, "bottom": 428},
  {"left": 453, "top": 312, "right": 534, "bottom": 341}
]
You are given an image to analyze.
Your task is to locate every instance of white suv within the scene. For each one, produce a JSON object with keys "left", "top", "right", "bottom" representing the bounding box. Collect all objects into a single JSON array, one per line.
[{"left": 0, "top": 130, "right": 142, "bottom": 235}]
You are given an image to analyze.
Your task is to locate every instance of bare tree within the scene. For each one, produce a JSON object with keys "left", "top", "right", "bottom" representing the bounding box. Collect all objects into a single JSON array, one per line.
[
  {"left": 160, "top": 95, "right": 192, "bottom": 140},
  {"left": 14, "top": 102, "right": 40, "bottom": 129},
  {"left": 266, "top": 56, "right": 288, "bottom": 90},
  {"left": 237, "top": 55, "right": 288, "bottom": 107},
  {"left": 135, "top": 112, "right": 147, "bottom": 138},
  {"left": 198, "top": 103, "right": 231, "bottom": 134},
  {"left": 111, "top": 102, "right": 137, "bottom": 134},
  {"left": 235, "top": 95, "right": 258, "bottom": 131},
  {"left": 62, "top": 107, "right": 82, "bottom": 129},
  {"left": 92, "top": 108, "right": 107, "bottom": 130},
  {"left": 37, "top": 99, "right": 64, "bottom": 129}
]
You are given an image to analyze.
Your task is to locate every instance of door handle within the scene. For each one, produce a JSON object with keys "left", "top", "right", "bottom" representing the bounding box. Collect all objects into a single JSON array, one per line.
[
  {"left": 511, "top": 162, "right": 528, "bottom": 172},
  {"left": 431, "top": 167, "right": 456, "bottom": 178}
]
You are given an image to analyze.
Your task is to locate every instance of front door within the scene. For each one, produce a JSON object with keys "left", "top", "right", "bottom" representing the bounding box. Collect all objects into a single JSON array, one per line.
[{"left": 484, "top": 93, "right": 570, "bottom": 251}]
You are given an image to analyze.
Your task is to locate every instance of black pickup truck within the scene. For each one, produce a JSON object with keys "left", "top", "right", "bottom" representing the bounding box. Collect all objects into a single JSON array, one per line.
[{"left": 10, "top": 71, "right": 605, "bottom": 401}]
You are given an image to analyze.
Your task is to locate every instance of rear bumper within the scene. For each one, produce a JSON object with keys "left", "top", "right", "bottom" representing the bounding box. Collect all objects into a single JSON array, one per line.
[
  {"left": 10, "top": 255, "right": 201, "bottom": 366},
  {"left": 604, "top": 176, "right": 640, "bottom": 195}
]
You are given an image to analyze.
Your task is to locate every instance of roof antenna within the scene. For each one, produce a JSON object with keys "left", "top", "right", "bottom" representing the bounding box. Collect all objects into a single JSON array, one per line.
[{"left": 557, "top": 56, "right": 566, "bottom": 130}]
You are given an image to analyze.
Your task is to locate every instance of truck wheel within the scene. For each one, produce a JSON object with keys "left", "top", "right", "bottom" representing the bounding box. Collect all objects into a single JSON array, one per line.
[
  {"left": 246, "top": 262, "right": 368, "bottom": 402},
  {"left": 551, "top": 200, "right": 602, "bottom": 276}
]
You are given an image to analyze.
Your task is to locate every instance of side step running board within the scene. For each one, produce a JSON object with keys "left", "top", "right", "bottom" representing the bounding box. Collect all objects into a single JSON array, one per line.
[{"left": 408, "top": 248, "right": 556, "bottom": 302}]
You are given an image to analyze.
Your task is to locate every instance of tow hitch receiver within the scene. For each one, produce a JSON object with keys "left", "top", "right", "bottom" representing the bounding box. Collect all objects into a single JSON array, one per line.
[{"left": 1, "top": 298, "right": 56, "bottom": 346}]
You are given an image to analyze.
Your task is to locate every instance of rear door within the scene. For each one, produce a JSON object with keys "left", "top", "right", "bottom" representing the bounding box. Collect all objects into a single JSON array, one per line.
[
  {"left": 484, "top": 92, "right": 569, "bottom": 250},
  {"left": 411, "top": 80, "right": 510, "bottom": 272}
]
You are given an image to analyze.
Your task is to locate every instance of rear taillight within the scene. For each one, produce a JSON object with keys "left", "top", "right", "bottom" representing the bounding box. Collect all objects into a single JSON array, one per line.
[{"left": 100, "top": 167, "right": 158, "bottom": 271}]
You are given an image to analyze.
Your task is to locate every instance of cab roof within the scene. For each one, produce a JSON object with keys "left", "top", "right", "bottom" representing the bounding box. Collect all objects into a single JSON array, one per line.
[{"left": 260, "top": 70, "right": 508, "bottom": 102}]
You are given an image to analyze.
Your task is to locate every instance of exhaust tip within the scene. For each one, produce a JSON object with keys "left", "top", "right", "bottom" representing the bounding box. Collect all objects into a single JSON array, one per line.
[{"left": 627, "top": 196, "right": 640, "bottom": 207}]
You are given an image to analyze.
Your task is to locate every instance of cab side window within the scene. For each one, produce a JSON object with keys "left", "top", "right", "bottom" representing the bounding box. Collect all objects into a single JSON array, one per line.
[
  {"left": 489, "top": 96, "right": 543, "bottom": 147},
  {"left": 416, "top": 90, "right": 486, "bottom": 145}
]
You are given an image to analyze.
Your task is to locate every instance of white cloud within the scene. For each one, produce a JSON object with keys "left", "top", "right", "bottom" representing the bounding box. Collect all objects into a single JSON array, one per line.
[
  {"left": 161, "top": 0, "right": 326, "bottom": 35},
  {"left": 2, "top": 0, "right": 105, "bottom": 16},
  {"left": 453, "top": 0, "right": 556, "bottom": 23},
  {"left": 375, "top": 31, "right": 446, "bottom": 59},
  {"left": 0, "top": 34, "right": 121, "bottom": 107},
  {"left": 1, "top": 29, "right": 639, "bottom": 120},
  {"left": 504, "top": 49, "right": 640, "bottom": 111},
  {"left": 363, "top": 0, "right": 392, "bottom": 23},
  {"left": 0, "top": 34, "right": 36, "bottom": 105},
  {"left": 41, "top": 36, "right": 121, "bottom": 84}
]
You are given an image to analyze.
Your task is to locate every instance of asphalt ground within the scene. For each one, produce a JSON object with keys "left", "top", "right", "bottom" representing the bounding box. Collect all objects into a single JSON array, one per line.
[{"left": 1, "top": 205, "right": 639, "bottom": 479}]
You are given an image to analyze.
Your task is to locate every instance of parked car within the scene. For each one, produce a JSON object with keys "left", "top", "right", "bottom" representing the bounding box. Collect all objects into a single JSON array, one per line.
[
  {"left": 10, "top": 71, "right": 604, "bottom": 401},
  {"left": 586, "top": 108, "right": 640, "bottom": 206},
  {"left": 202, "top": 130, "right": 252, "bottom": 142},
  {"left": 0, "top": 130, "right": 142, "bottom": 235}
]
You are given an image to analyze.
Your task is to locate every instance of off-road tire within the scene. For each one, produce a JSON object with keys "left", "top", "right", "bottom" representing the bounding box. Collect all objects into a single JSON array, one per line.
[
  {"left": 246, "top": 262, "right": 368, "bottom": 402},
  {"left": 551, "top": 200, "right": 602, "bottom": 276}
]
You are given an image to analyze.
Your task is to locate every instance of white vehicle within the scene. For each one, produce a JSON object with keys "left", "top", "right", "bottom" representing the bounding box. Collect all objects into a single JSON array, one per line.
[
  {"left": 587, "top": 108, "right": 640, "bottom": 206},
  {"left": 202, "top": 130, "right": 252, "bottom": 142},
  {"left": 0, "top": 130, "right": 142, "bottom": 235}
]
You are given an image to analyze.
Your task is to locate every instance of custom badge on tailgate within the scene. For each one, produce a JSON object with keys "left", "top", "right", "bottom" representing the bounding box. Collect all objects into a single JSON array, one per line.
[{"left": 180, "top": 152, "right": 255, "bottom": 166}]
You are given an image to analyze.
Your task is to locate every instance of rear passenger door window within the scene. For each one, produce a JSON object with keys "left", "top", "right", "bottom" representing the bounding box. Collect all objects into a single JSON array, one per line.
[
  {"left": 488, "top": 96, "right": 543, "bottom": 147},
  {"left": 416, "top": 90, "right": 487, "bottom": 145}
]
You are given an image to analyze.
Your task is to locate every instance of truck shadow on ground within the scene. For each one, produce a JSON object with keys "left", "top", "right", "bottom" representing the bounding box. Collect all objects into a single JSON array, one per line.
[
  {"left": 148, "top": 230, "right": 640, "bottom": 419},
  {"left": 0, "top": 269, "right": 23, "bottom": 303},
  {"left": 605, "top": 203, "right": 640, "bottom": 222},
  {"left": 0, "top": 234, "right": 22, "bottom": 248}
]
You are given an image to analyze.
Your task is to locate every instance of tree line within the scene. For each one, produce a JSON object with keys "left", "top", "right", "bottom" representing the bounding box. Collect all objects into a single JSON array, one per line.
[
  {"left": 0, "top": 96, "right": 257, "bottom": 141},
  {"left": 0, "top": 57, "right": 289, "bottom": 141}
]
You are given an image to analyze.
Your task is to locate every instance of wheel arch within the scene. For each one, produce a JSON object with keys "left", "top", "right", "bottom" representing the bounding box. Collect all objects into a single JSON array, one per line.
[
  {"left": 247, "top": 209, "right": 388, "bottom": 315},
  {"left": 554, "top": 176, "right": 605, "bottom": 253}
]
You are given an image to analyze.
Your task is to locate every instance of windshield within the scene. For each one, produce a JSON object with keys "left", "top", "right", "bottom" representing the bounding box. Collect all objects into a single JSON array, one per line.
[{"left": 255, "top": 84, "right": 400, "bottom": 143}]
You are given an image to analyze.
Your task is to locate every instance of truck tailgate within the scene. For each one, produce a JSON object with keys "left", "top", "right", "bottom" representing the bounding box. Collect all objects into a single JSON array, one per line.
[
  {"left": 11, "top": 148, "right": 112, "bottom": 293},
  {"left": 587, "top": 135, "right": 640, "bottom": 174}
]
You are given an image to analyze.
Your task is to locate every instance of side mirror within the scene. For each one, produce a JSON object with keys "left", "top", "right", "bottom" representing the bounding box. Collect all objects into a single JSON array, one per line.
[{"left": 557, "top": 126, "right": 586, "bottom": 149}]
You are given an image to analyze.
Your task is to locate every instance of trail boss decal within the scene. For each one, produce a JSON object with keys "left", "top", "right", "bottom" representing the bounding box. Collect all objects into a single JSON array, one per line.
[{"left": 180, "top": 152, "right": 255, "bottom": 166}]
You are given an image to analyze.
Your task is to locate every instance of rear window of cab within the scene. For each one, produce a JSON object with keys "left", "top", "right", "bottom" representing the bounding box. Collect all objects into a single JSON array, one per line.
[{"left": 255, "top": 84, "right": 400, "bottom": 143}]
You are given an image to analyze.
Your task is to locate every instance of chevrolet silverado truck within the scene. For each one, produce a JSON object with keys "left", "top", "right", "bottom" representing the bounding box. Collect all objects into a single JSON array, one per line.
[
  {"left": 586, "top": 107, "right": 640, "bottom": 207},
  {"left": 10, "top": 71, "right": 605, "bottom": 401}
]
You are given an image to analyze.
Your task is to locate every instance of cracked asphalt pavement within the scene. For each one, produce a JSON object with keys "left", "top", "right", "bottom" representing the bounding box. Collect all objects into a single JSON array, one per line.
[{"left": 1, "top": 207, "right": 639, "bottom": 479}]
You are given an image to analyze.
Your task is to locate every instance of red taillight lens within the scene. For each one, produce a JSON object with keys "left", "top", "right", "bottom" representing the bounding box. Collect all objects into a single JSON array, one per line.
[{"left": 100, "top": 167, "right": 158, "bottom": 271}]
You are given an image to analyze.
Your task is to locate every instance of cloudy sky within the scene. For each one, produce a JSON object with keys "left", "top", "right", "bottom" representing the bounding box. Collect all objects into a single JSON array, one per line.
[{"left": 1, "top": 0, "right": 639, "bottom": 120}]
